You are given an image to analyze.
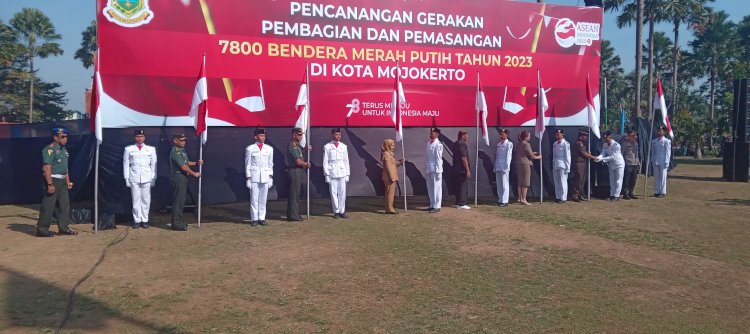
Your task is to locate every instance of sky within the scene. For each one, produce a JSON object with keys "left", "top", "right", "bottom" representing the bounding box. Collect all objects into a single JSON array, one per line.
[{"left": 0, "top": 0, "right": 748, "bottom": 116}]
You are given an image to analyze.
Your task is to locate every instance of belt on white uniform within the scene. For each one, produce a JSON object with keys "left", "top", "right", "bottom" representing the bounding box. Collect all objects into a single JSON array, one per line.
[{"left": 51, "top": 174, "right": 67, "bottom": 179}]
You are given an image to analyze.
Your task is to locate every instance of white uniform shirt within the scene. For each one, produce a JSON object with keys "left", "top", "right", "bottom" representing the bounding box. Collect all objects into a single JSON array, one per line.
[
  {"left": 651, "top": 137, "right": 672, "bottom": 166},
  {"left": 598, "top": 141, "right": 625, "bottom": 167},
  {"left": 425, "top": 139, "right": 444, "bottom": 173},
  {"left": 245, "top": 142, "right": 274, "bottom": 184},
  {"left": 494, "top": 140, "right": 513, "bottom": 172},
  {"left": 123, "top": 144, "right": 157, "bottom": 184},
  {"left": 552, "top": 139, "right": 571, "bottom": 172},
  {"left": 323, "top": 141, "right": 350, "bottom": 179}
]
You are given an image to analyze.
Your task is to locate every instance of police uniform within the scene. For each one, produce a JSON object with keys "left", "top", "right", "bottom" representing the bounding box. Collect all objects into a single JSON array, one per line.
[
  {"left": 123, "top": 130, "right": 157, "bottom": 228},
  {"left": 36, "top": 128, "right": 75, "bottom": 237},
  {"left": 570, "top": 131, "right": 590, "bottom": 201},
  {"left": 596, "top": 134, "right": 625, "bottom": 200},
  {"left": 246, "top": 128, "right": 274, "bottom": 224},
  {"left": 651, "top": 132, "right": 672, "bottom": 197},
  {"left": 323, "top": 129, "right": 350, "bottom": 217},
  {"left": 287, "top": 129, "right": 306, "bottom": 221},
  {"left": 552, "top": 130, "right": 571, "bottom": 203},
  {"left": 169, "top": 136, "right": 191, "bottom": 229},
  {"left": 493, "top": 131, "right": 513, "bottom": 205},
  {"left": 425, "top": 128, "right": 444, "bottom": 212}
]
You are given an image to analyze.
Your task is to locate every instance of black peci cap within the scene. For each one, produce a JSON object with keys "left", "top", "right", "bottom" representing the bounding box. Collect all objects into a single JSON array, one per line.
[
  {"left": 430, "top": 127, "right": 441, "bottom": 134},
  {"left": 499, "top": 128, "right": 510, "bottom": 134},
  {"left": 555, "top": 129, "right": 565, "bottom": 134},
  {"left": 134, "top": 129, "right": 145, "bottom": 136},
  {"left": 291, "top": 127, "right": 304, "bottom": 134},
  {"left": 254, "top": 128, "right": 266, "bottom": 135},
  {"left": 577, "top": 128, "right": 589, "bottom": 135},
  {"left": 603, "top": 130, "right": 613, "bottom": 137},
  {"left": 331, "top": 128, "right": 341, "bottom": 134}
]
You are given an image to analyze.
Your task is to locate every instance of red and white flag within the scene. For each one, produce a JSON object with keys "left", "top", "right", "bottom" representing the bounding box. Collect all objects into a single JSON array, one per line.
[
  {"left": 189, "top": 55, "right": 208, "bottom": 144},
  {"left": 534, "top": 70, "right": 549, "bottom": 139},
  {"left": 391, "top": 64, "right": 406, "bottom": 141},
  {"left": 654, "top": 80, "right": 674, "bottom": 138},
  {"left": 295, "top": 66, "right": 310, "bottom": 147},
  {"left": 233, "top": 79, "right": 265, "bottom": 112},
  {"left": 476, "top": 73, "right": 489, "bottom": 146},
  {"left": 586, "top": 74, "right": 601, "bottom": 138},
  {"left": 90, "top": 52, "right": 103, "bottom": 144}
]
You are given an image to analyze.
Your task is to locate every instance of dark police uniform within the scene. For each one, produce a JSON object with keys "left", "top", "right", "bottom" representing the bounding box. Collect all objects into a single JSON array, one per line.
[
  {"left": 286, "top": 139, "right": 304, "bottom": 220},
  {"left": 570, "top": 136, "right": 589, "bottom": 201},
  {"left": 36, "top": 140, "right": 72, "bottom": 235},
  {"left": 453, "top": 138, "right": 470, "bottom": 207},
  {"left": 169, "top": 145, "right": 190, "bottom": 227}
]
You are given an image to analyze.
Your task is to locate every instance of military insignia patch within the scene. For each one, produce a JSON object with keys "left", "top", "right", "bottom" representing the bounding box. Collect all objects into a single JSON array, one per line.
[
  {"left": 103, "top": 0, "right": 154, "bottom": 28},
  {"left": 47, "top": 149, "right": 53, "bottom": 156}
]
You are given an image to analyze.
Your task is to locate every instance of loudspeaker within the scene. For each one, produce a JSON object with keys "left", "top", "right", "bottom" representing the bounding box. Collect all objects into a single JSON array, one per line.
[
  {"left": 584, "top": 0, "right": 603, "bottom": 7},
  {"left": 732, "top": 79, "right": 749, "bottom": 143},
  {"left": 724, "top": 142, "right": 750, "bottom": 182}
]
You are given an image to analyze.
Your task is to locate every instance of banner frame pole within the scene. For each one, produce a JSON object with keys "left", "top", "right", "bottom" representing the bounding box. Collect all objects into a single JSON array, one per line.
[
  {"left": 474, "top": 72, "right": 479, "bottom": 207},
  {"left": 306, "top": 62, "right": 311, "bottom": 219}
]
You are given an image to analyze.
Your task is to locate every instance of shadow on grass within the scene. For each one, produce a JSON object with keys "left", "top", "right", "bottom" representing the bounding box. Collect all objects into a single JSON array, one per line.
[
  {"left": 0, "top": 265, "right": 183, "bottom": 333},
  {"left": 674, "top": 158, "right": 723, "bottom": 166},
  {"left": 711, "top": 198, "right": 750, "bottom": 206},
  {"left": 668, "top": 175, "right": 725, "bottom": 182}
]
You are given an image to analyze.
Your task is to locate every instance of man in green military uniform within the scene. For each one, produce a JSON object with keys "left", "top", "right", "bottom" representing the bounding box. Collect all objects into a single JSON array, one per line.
[
  {"left": 286, "top": 128, "right": 311, "bottom": 221},
  {"left": 169, "top": 134, "right": 202, "bottom": 231},
  {"left": 36, "top": 128, "right": 77, "bottom": 237}
]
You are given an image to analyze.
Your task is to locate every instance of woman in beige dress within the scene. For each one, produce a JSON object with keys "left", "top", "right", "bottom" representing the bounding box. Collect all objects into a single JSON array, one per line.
[
  {"left": 381, "top": 139, "right": 404, "bottom": 214},
  {"left": 512, "top": 130, "right": 541, "bottom": 205}
]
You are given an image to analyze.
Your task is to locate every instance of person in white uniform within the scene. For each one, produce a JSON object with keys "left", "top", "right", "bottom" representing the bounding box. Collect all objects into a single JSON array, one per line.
[
  {"left": 123, "top": 129, "right": 157, "bottom": 228},
  {"left": 651, "top": 125, "right": 672, "bottom": 198},
  {"left": 323, "top": 128, "right": 350, "bottom": 218},
  {"left": 594, "top": 131, "right": 625, "bottom": 202},
  {"left": 245, "top": 128, "right": 274, "bottom": 226},
  {"left": 551, "top": 129, "right": 571, "bottom": 204},
  {"left": 425, "top": 127, "right": 444, "bottom": 213},
  {"left": 493, "top": 128, "right": 513, "bottom": 207}
]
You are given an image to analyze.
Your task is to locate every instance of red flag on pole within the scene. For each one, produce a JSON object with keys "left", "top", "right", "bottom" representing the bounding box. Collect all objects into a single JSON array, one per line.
[
  {"left": 189, "top": 54, "right": 208, "bottom": 144},
  {"left": 90, "top": 52, "right": 103, "bottom": 144},
  {"left": 391, "top": 64, "right": 405, "bottom": 141},
  {"left": 295, "top": 66, "right": 310, "bottom": 147},
  {"left": 476, "top": 74, "right": 489, "bottom": 146},
  {"left": 586, "top": 74, "right": 601, "bottom": 138},
  {"left": 654, "top": 80, "right": 675, "bottom": 138},
  {"left": 534, "top": 70, "right": 548, "bottom": 139}
]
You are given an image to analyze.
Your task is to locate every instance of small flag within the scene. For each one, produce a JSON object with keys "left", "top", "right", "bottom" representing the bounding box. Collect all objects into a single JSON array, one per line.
[
  {"left": 586, "top": 74, "right": 601, "bottom": 138},
  {"left": 189, "top": 54, "right": 208, "bottom": 144},
  {"left": 295, "top": 66, "right": 310, "bottom": 147},
  {"left": 654, "top": 80, "right": 674, "bottom": 138}
]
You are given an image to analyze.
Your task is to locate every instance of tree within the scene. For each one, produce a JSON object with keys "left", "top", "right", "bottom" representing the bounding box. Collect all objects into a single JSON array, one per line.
[
  {"left": 642, "top": 32, "right": 673, "bottom": 83},
  {"left": 75, "top": 20, "right": 97, "bottom": 69},
  {"left": 604, "top": 0, "right": 645, "bottom": 124},
  {"left": 9, "top": 8, "right": 63, "bottom": 123},
  {"left": 600, "top": 40, "right": 629, "bottom": 130},
  {"left": 736, "top": 15, "right": 750, "bottom": 78}
]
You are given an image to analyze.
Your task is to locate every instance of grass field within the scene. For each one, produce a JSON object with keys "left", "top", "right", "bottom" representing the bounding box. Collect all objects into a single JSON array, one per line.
[{"left": 0, "top": 157, "right": 748, "bottom": 333}]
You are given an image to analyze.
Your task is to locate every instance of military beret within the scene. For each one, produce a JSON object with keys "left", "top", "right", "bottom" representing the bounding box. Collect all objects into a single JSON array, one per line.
[
  {"left": 254, "top": 128, "right": 266, "bottom": 135},
  {"left": 52, "top": 127, "right": 68, "bottom": 135},
  {"left": 134, "top": 129, "right": 145, "bottom": 136}
]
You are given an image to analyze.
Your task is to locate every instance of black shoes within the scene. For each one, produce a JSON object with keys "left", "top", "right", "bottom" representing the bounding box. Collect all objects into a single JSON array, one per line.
[
  {"left": 250, "top": 221, "right": 259, "bottom": 227},
  {"left": 142, "top": 222, "right": 150, "bottom": 229},
  {"left": 497, "top": 203, "right": 508, "bottom": 207},
  {"left": 36, "top": 229, "right": 54, "bottom": 237},
  {"left": 654, "top": 194, "right": 665, "bottom": 198},
  {"left": 608, "top": 196, "right": 620, "bottom": 202},
  {"left": 630, "top": 193, "right": 639, "bottom": 199},
  {"left": 288, "top": 217, "right": 304, "bottom": 222},
  {"left": 572, "top": 197, "right": 581, "bottom": 202},
  {"left": 428, "top": 208, "right": 436, "bottom": 213},
  {"left": 132, "top": 222, "right": 141, "bottom": 229},
  {"left": 339, "top": 213, "right": 348, "bottom": 218},
  {"left": 555, "top": 199, "right": 565, "bottom": 204},
  {"left": 58, "top": 228, "right": 78, "bottom": 236},
  {"left": 258, "top": 220, "right": 268, "bottom": 226},
  {"left": 171, "top": 222, "right": 188, "bottom": 231}
]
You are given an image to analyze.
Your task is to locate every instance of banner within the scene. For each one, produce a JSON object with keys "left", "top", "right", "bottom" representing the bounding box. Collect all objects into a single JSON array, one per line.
[{"left": 98, "top": 0, "right": 602, "bottom": 127}]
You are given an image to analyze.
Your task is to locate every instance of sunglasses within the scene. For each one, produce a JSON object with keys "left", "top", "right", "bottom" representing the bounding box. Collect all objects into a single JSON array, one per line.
[
  {"left": 60, "top": 135, "right": 68, "bottom": 138},
  {"left": 177, "top": 138, "right": 186, "bottom": 142}
]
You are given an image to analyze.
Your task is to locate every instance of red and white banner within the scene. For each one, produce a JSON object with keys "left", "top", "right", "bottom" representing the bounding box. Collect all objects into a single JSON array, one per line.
[{"left": 97, "top": 0, "right": 602, "bottom": 127}]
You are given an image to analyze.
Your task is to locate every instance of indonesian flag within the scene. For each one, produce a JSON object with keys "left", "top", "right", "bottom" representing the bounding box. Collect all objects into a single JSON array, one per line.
[
  {"left": 189, "top": 55, "right": 208, "bottom": 144},
  {"left": 586, "top": 74, "right": 601, "bottom": 138},
  {"left": 391, "top": 64, "right": 406, "bottom": 141},
  {"left": 654, "top": 80, "right": 674, "bottom": 138},
  {"left": 233, "top": 79, "right": 265, "bottom": 112},
  {"left": 535, "top": 70, "right": 549, "bottom": 139},
  {"left": 90, "top": 52, "right": 103, "bottom": 144},
  {"left": 295, "top": 66, "right": 310, "bottom": 147},
  {"left": 476, "top": 73, "right": 489, "bottom": 146}
]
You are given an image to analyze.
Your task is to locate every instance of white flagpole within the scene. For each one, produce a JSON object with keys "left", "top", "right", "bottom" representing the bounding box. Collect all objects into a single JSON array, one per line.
[
  {"left": 94, "top": 141, "right": 99, "bottom": 234},
  {"left": 587, "top": 132, "right": 591, "bottom": 201},
  {"left": 396, "top": 64, "right": 408, "bottom": 212},
  {"left": 474, "top": 72, "right": 480, "bottom": 207},
  {"left": 401, "top": 139, "right": 407, "bottom": 212},
  {"left": 643, "top": 89, "right": 656, "bottom": 199},
  {"left": 538, "top": 70, "right": 543, "bottom": 204},
  {"left": 197, "top": 53, "right": 206, "bottom": 228},
  {"left": 94, "top": 2, "right": 100, "bottom": 234},
  {"left": 306, "top": 63, "right": 311, "bottom": 219}
]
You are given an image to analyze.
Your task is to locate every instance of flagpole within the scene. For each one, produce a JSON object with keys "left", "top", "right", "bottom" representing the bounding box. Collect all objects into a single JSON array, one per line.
[
  {"left": 401, "top": 139, "right": 407, "bottom": 212},
  {"left": 197, "top": 53, "right": 206, "bottom": 228},
  {"left": 95, "top": 141, "right": 99, "bottom": 234},
  {"left": 587, "top": 132, "right": 591, "bottom": 201},
  {"left": 94, "top": 2, "right": 100, "bottom": 234},
  {"left": 306, "top": 62, "right": 311, "bottom": 219},
  {"left": 538, "top": 69, "right": 543, "bottom": 204},
  {"left": 643, "top": 91, "right": 656, "bottom": 199},
  {"left": 474, "top": 72, "right": 480, "bottom": 207}
]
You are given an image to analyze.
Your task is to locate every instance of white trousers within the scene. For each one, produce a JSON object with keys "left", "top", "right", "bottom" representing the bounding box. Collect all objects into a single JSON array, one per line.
[
  {"left": 553, "top": 169, "right": 569, "bottom": 201},
  {"left": 653, "top": 165, "right": 668, "bottom": 195},
  {"left": 250, "top": 183, "right": 270, "bottom": 221},
  {"left": 608, "top": 165, "right": 625, "bottom": 197},
  {"left": 329, "top": 177, "right": 347, "bottom": 214},
  {"left": 426, "top": 172, "right": 442, "bottom": 209},
  {"left": 130, "top": 182, "right": 151, "bottom": 223},
  {"left": 495, "top": 171, "right": 510, "bottom": 204}
]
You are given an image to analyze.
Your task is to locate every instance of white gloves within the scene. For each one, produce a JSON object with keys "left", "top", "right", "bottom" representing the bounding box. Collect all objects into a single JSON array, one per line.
[
  {"left": 325, "top": 176, "right": 331, "bottom": 183},
  {"left": 126, "top": 181, "right": 132, "bottom": 188},
  {"left": 246, "top": 180, "right": 252, "bottom": 189},
  {"left": 150, "top": 179, "right": 156, "bottom": 188},
  {"left": 345, "top": 176, "right": 349, "bottom": 183}
]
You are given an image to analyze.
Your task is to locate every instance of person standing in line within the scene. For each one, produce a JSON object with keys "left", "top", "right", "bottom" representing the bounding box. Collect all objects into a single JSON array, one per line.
[
  {"left": 286, "top": 127, "right": 310, "bottom": 222},
  {"left": 453, "top": 130, "right": 471, "bottom": 209},
  {"left": 513, "top": 130, "right": 541, "bottom": 205},
  {"left": 570, "top": 129, "right": 595, "bottom": 202},
  {"left": 169, "top": 133, "right": 202, "bottom": 231},
  {"left": 493, "top": 129, "right": 513, "bottom": 207},
  {"left": 36, "top": 128, "right": 77, "bottom": 237},
  {"left": 621, "top": 129, "right": 641, "bottom": 200},
  {"left": 123, "top": 129, "right": 157, "bottom": 229},
  {"left": 552, "top": 129, "right": 571, "bottom": 204},
  {"left": 245, "top": 128, "right": 274, "bottom": 226},
  {"left": 381, "top": 139, "right": 404, "bottom": 214},
  {"left": 323, "top": 128, "right": 350, "bottom": 218},
  {"left": 594, "top": 131, "right": 625, "bottom": 202},
  {"left": 651, "top": 125, "right": 672, "bottom": 198},
  {"left": 425, "top": 127, "right": 444, "bottom": 213}
]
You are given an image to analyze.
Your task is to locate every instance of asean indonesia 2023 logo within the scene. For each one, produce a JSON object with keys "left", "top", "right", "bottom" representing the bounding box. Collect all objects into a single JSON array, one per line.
[{"left": 103, "top": 0, "right": 154, "bottom": 28}]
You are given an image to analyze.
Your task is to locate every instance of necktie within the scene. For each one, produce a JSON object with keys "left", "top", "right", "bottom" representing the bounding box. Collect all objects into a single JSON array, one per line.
[{"left": 258, "top": 143, "right": 263, "bottom": 150}]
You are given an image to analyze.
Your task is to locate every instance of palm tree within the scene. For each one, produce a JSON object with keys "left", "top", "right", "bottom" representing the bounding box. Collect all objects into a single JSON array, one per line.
[
  {"left": 74, "top": 21, "right": 97, "bottom": 69},
  {"left": 9, "top": 8, "right": 63, "bottom": 123},
  {"left": 642, "top": 32, "right": 673, "bottom": 83},
  {"left": 604, "top": 0, "right": 645, "bottom": 124}
]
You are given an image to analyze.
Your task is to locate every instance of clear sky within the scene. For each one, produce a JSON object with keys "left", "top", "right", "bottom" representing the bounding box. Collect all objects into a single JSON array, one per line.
[{"left": 1, "top": 0, "right": 748, "bottom": 115}]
